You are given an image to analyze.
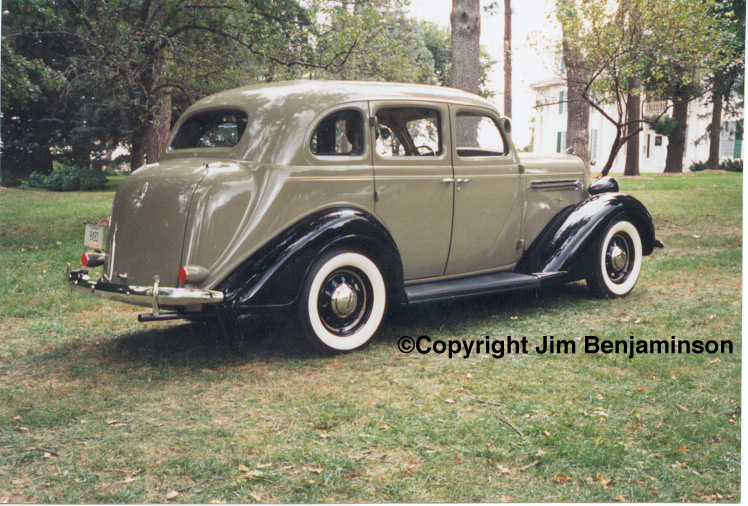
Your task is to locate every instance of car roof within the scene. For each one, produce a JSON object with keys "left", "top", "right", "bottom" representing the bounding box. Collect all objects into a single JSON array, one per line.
[
  {"left": 189, "top": 80, "right": 496, "bottom": 113},
  {"left": 164, "top": 80, "right": 502, "bottom": 166}
]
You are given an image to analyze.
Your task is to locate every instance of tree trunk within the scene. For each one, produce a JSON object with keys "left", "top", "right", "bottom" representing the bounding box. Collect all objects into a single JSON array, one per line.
[
  {"left": 503, "top": 0, "right": 512, "bottom": 118},
  {"left": 130, "top": 127, "right": 147, "bottom": 171},
  {"left": 145, "top": 87, "right": 172, "bottom": 164},
  {"left": 562, "top": 39, "right": 590, "bottom": 169},
  {"left": 664, "top": 92, "right": 689, "bottom": 173},
  {"left": 624, "top": 77, "right": 641, "bottom": 176},
  {"left": 707, "top": 76, "right": 723, "bottom": 171},
  {"left": 450, "top": 0, "right": 481, "bottom": 95}
]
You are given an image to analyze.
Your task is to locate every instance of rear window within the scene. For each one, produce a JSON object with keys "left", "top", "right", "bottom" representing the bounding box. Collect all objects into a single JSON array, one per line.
[{"left": 171, "top": 109, "right": 248, "bottom": 149}]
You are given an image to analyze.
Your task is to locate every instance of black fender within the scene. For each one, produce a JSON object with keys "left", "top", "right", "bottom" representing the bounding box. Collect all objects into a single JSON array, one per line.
[
  {"left": 216, "top": 207, "right": 405, "bottom": 307},
  {"left": 515, "top": 192, "right": 656, "bottom": 280}
]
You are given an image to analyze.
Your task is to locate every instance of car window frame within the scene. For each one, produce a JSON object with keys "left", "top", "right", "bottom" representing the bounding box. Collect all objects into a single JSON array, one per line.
[
  {"left": 369, "top": 100, "right": 452, "bottom": 168},
  {"left": 306, "top": 102, "right": 371, "bottom": 167},
  {"left": 167, "top": 107, "right": 250, "bottom": 153},
  {"left": 452, "top": 107, "right": 511, "bottom": 160}
]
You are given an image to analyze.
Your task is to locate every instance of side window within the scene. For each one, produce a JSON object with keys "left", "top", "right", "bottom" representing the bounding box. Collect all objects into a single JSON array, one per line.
[
  {"left": 455, "top": 113, "right": 507, "bottom": 157},
  {"left": 311, "top": 109, "right": 364, "bottom": 156},
  {"left": 375, "top": 107, "right": 441, "bottom": 157},
  {"left": 171, "top": 110, "right": 248, "bottom": 149}
]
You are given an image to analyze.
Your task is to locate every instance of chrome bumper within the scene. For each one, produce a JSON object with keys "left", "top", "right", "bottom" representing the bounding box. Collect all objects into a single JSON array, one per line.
[{"left": 66, "top": 267, "right": 224, "bottom": 312}]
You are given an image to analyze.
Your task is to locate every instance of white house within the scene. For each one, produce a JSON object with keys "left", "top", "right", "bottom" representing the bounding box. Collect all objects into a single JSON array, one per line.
[{"left": 531, "top": 78, "right": 743, "bottom": 173}]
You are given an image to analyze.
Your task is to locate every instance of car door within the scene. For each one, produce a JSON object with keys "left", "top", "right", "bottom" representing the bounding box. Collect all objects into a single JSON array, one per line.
[
  {"left": 445, "top": 106, "right": 523, "bottom": 276},
  {"left": 369, "top": 101, "right": 454, "bottom": 280}
]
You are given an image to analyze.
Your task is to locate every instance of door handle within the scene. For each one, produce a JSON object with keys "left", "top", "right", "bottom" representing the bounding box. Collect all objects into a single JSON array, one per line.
[
  {"left": 456, "top": 178, "right": 473, "bottom": 184},
  {"left": 442, "top": 178, "right": 456, "bottom": 183}
]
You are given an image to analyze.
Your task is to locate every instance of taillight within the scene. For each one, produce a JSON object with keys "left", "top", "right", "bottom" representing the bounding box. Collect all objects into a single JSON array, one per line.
[
  {"left": 81, "top": 251, "right": 106, "bottom": 268},
  {"left": 178, "top": 265, "right": 209, "bottom": 285}
]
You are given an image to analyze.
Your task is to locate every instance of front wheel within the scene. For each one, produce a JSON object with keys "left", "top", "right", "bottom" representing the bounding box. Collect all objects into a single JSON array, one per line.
[
  {"left": 586, "top": 218, "right": 643, "bottom": 298},
  {"left": 299, "top": 249, "right": 387, "bottom": 353}
]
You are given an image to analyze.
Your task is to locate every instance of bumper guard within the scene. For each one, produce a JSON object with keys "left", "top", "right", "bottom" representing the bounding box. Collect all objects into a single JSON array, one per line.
[{"left": 66, "top": 266, "right": 224, "bottom": 314}]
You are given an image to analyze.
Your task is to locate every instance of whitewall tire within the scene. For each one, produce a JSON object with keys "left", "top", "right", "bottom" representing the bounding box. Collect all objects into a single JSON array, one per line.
[
  {"left": 587, "top": 219, "right": 643, "bottom": 298},
  {"left": 299, "top": 249, "right": 387, "bottom": 353}
]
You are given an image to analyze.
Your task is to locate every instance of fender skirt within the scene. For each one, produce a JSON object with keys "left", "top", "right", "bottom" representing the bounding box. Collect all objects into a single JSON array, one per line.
[
  {"left": 515, "top": 193, "right": 656, "bottom": 281},
  {"left": 216, "top": 208, "right": 404, "bottom": 308}
]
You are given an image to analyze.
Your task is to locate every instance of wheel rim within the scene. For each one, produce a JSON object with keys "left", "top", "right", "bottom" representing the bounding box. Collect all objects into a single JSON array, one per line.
[
  {"left": 317, "top": 268, "right": 372, "bottom": 336},
  {"left": 605, "top": 232, "right": 634, "bottom": 284}
]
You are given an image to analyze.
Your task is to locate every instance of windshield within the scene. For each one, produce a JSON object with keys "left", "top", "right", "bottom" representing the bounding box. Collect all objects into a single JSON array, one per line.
[{"left": 171, "top": 109, "right": 248, "bottom": 149}]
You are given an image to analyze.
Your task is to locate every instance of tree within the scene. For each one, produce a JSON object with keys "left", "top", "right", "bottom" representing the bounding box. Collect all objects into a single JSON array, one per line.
[
  {"left": 706, "top": 0, "right": 745, "bottom": 170},
  {"left": 420, "top": 21, "right": 495, "bottom": 98},
  {"left": 450, "top": 0, "right": 481, "bottom": 95},
  {"left": 556, "top": 0, "right": 727, "bottom": 176},
  {"left": 503, "top": 0, "right": 512, "bottom": 118},
  {"left": 624, "top": 77, "right": 641, "bottom": 175},
  {"left": 2, "top": 0, "right": 361, "bottom": 179},
  {"left": 557, "top": 0, "right": 590, "bottom": 168}
]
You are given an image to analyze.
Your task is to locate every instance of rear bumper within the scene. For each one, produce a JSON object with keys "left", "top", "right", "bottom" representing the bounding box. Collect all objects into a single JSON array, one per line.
[{"left": 66, "top": 268, "right": 224, "bottom": 310}]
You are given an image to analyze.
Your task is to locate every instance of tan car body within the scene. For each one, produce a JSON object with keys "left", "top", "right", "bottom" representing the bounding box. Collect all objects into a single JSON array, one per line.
[{"left": 68, "top": 80, "right": 658, "bottom": 350}]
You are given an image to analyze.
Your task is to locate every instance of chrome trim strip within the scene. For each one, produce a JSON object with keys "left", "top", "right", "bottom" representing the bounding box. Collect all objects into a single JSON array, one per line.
[
  {"left": 67, "top": 269, "right": 224, "bottom": 308},
  {"left": 529, "top": 179, "right": 583, "bottom": 192}
]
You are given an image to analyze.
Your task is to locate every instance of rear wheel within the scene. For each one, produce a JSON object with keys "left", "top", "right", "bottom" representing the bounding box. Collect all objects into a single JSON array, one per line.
[
  {"left": 299, "top": 249, "right": 387, "bottom": 353},
  {"left": 587, "top": 218, "right": 643, "bottom": 298}
]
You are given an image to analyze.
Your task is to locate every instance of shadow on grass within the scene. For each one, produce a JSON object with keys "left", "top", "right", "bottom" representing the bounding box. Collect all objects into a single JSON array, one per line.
[{"left": 97, "top": 282, "right": 592, "bottom": 365}]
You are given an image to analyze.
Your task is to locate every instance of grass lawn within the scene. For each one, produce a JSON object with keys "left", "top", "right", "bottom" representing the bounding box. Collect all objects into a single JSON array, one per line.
[{"left": 0, "top": 172, "right": 741, "bottom": 503}]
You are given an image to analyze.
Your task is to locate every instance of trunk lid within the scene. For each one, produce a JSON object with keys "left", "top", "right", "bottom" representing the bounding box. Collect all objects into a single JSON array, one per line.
[{"left": 103, "top": 160, "right": 209, "bottom": 287}]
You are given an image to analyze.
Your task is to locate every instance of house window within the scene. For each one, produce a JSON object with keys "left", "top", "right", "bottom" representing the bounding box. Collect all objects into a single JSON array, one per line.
[
  {"left": 556, "top": 131, "right": 566, "bottom": 153},
  {"left": 589, "top": 129, "right": 598, "bottom": 163},
  {"left": 720, "top": 120, "right": 742, "bottom": 159},
  {"left": 559, "top": 91, "right": 565, "bottom": 114},
  {"left": 654, "top": 136, "right": 663, "bottom": 147}
]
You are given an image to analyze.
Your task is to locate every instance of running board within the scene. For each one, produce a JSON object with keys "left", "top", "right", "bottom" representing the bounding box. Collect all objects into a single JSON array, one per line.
[{"left": 404, "top": 271, "right": 566, "bottom": 305}]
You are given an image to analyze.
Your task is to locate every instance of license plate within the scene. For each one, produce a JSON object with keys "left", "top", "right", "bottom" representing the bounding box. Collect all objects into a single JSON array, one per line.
[{"left": 84, "top": 224, "right": 106, "bottom": 250}]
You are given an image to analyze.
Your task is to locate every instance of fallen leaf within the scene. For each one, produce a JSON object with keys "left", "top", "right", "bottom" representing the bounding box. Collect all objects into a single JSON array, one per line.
[
  {"left": 445, "top": 398, "right": 455, "bottom": 404},
  {"left": 677, "top": 445, "right": 689, "bottom": 453},
  {"left": 121, "top": 476, "right": 138, "bottom": 484},
  {"left": 510, "top": 316, "right": 519, "bottom": 320},
  {"left": 301, "top": 465, "right": 323, "bottom": 475},
  {"left": 344, "top": 471, "right": 361, "bottom": 479},
  {"left": 727, "top": 418, "right": 736, "bottom": 425},
  {"left": 377, "top": 422, "right": 391, "bottom": 430},
  {"left": 454, "top": 454, "right": 462, "bottom": 464},
  {"left": 519, "top": 461, "right": 540, "bottom": 471},
  {"left": 634, "top": 318, "right": 642, "bottom": 324},
  {"left": 675, "top": 404, "right": 689, "bottom": 412},
  {"left": 615, "top": 495, "right": 626, "bottom": 502},
  {"left": 549, "top": 476, "right": 570, "bottom": 483},
  {"left": 249, "top": 492, "right": 263, "bottom": 502},
  {"left": 256, "top": 462, "right": 272, "bottom": 469},
  {"left": 238, "top": 464, "right": 251, "bottom": 473},
  {"left": 43, "top": 452, "right": 52, "bottom": 459},
  {"left": 543, "top": 430, "right": 551, "bottom": 437},
  {"left": 635, "top": 386, "right": 646, "bottom": 392},
  {"left": 596, "top": 473, "right": 613, "bottom": 488},
  {"left": 671, "top": 461, "right": 687, "bottom": 469},
  {"left": 240, "top": 470, "right": 265, "bottom": 479},
  {"left": 693, "top": 410, "right": 704, "bottom": 415},
  {"left": 165, "top": 491, "right": 179, "bottom": 500},
  {"left": 9, "top": 416, "right": 21, "bottom": 423},
  {"left": 496, "top": 465, "right": 512, "bottom": 475}
]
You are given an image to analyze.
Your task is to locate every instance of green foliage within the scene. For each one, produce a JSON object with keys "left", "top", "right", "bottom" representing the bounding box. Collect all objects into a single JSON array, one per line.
[
  {"left": 419, "top": 21, "right": 496, "bottom": 98},
  {"left": 22, "top": 162, "right": 109, "bottom": 191},
  {"left": 646, "top": 115, "right": 678, "bottom": 136},
  {"left": 720, "top": 158, "right": 743, "bottom": 172},
  {"left": 688, "top": 159, "right": 742, "bottom": 172}
]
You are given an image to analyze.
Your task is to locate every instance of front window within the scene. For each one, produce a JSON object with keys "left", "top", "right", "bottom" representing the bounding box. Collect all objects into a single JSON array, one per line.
[
  {"left": 171, "top": 109, "right": 248, "bottom": 150},
  {"left": 375, "top": 107, "right": 442, "bottom": 157},
  {"left": 455, "top": 112, "right": 507, "bottom": 157}
]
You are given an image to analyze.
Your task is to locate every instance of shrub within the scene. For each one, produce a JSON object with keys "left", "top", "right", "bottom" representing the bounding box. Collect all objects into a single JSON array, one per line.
[
  {"left": 22, "top": 161, "right": 108, "bottom": 191},
  {"left": 689, "top": 161, "right": 707, "bottom": 172},
  {"left": 720, "top": 159, "right": 743, "bottom": 173}
]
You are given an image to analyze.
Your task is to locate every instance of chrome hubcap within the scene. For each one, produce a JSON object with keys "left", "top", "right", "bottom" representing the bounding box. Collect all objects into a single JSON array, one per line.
[
  {"left": 331, "top": 284, "right": 358, "bottom": 318},
  {"left": 610, "top": 244, "right": 628, "bottom": 271}
]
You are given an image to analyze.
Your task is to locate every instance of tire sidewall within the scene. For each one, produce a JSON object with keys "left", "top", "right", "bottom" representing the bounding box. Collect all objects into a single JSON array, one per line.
[
  {"left": 301, "top": 250, "right": 387, "bottom": 352},
  {"left": 595, "top": 219, "right": 643, "bottom": 297}
]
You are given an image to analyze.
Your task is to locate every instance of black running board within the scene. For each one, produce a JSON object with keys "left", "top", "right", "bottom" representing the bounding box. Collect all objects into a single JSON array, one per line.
[{"left": 404, "top": 271, "right": 566, "bottom": 305}]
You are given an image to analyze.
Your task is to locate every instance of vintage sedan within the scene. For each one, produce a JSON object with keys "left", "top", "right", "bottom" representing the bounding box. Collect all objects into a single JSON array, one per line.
[{"left": 67, "top": 80, "right": 661, "bottom": 352}]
